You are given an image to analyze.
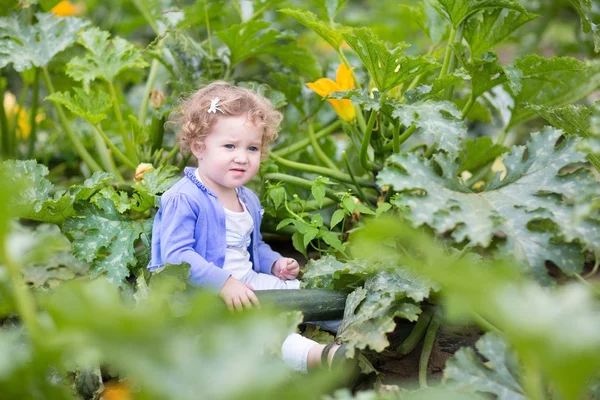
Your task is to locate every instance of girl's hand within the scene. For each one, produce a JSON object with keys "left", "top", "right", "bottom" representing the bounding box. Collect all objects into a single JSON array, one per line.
[
  {"left": 219, "top": 277, "right": 260, "bottom": 311},
  {"left": 272, "top": 258, "right": 300, "bottom": 280}
]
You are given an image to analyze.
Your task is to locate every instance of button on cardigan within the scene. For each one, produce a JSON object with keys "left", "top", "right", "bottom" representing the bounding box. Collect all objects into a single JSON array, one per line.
[{"left": 148, "top": 167, "right": 282, "bottom": 291}]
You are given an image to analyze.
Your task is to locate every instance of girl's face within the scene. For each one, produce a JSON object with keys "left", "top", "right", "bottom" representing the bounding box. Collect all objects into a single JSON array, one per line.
[{"left": 191, "top": 113, "right": 263, "bottom": 197}]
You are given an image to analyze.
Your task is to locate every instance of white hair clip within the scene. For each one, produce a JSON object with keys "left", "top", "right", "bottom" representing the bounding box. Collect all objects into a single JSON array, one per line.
[{"left": 208, "top": 97, "right": 224, "bottom": 114}]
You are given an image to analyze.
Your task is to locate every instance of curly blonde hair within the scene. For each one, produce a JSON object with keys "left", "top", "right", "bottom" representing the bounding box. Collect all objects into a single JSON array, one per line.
[{"left": 174, "top": 82, "right": 282, "bottom": 160}]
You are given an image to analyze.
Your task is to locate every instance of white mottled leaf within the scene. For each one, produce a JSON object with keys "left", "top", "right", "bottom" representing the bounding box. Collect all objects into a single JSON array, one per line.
[
  {"left": 378, "top": 127, "right": 598, "bottom": 283},
  {"left": 392, "top": 100, "right": 467, "bottom": 155}
]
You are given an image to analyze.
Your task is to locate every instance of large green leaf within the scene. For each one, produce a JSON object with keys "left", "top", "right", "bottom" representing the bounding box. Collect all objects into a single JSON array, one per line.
[
  {"left": 133, "top": 164, "right": 180, "bottom": 197},
  {"left": 46, "top": 88, "right": 112, "bottom": 125},
  {"left": 378, "top": 127, "right": 599, "bottom": 283},
  {"left": 454, "top": 46, "right": 589, "bottom": 101},
  {"left": 4, "top": 160, "right": 113, "bottom": 225},
  {"left": 444, "top": 333, "right": 526, "bottom": 400},
  {"left": 464, "top": 9, "right": 537, "bottom": 58},
  {"left": 66, "top": 27, "right": 149, "bottom": 86},
  {"left": 431, "top": 0, "right": 528, "bottom": 27},
  {"left": 279, "top": 9, "right": 343, "bottom": 49},
  {"left": 215, "top": 20, "right": 321, "bottom": 78},
  {"left": 391, "top": 100, "right": 467, "bottom": 155},
  {"left": 507, "top": 55, "right": 588, "bottom": 96},
  {"left": 337, "top": 285, "right": 421, "bottom": 357},
  {"left": 509, "top": 60, "right": 600, "bottom": 128},
  {"left": 0, "top": 12, "right": 88, "bottom": 71},
  {"left": 62, "top": 197, "right": 152, "bottom": 285},
  {"left": 301, "top": 254, "right": 373, "bottom": 290},
  {"left": 341, "top": 27, "right": 440, "bottom": 92},
  {"left": 569, "top": 0, "right": 600, "bottom": 52}
]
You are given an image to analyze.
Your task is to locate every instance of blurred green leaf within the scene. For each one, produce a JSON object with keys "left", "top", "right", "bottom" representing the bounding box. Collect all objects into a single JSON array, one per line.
[
  {"left": 569, "top": 0, "right": 600, "bottom": 52},
  {"left": 509, "top": 60, "right": 600, "bottom": 128},
  {"left": 464, "top": 9, "right": 537, "bottom": 58},
  {"left": 41, "top": 278, "right": 336, "bottom": 400},
  {"left": 311, "top": 0, "right": 347, "bottom": 20},
  {"left": 351, "top": 217, "right": 600, "bottom": 400},
  {"left": 46, "top": 88, "right": 112, "bottom": 125},
  {"left": 341, "top": 27, "right": 440, "bottom": 92},
  {"left": 4, "top": 160, "right": 113, "bottom": 225},
  {"left": 431, "top": 0, "right": 528, "bottom": 27},
  {"left": 66, "top": 27, "right": 149, "bottom": 86},
  {"left": 392, "top": 100, "right": 467, "bottom": 155},
  {"left": 400, "top": 2, "right": 450, "bottom": 44},
  {"left": 459, "top": 137, "right": 508, "bottom": 173},
  {"left": 216, "top": 20, "right": 321, "bottom": 78},
  {"left": 445, "top": 333, "right": 526, "bottom": 399},
  {"left": 0, "top": 12, "right": 89, "bottom": 71},
  {"left": 0, "top": 328, "right": 75, "bottom": 399},
  {"left": 378, "top": 127, "right": 597, "bottom": 283},
  {"left": 279, "top": 8, "right": 343, "bottom": 49}
]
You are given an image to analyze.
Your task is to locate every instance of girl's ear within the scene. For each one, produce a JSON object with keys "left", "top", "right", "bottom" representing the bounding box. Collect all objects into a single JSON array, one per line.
[{"left": 190, "top": 141, "right": 205, "bottom": 157}]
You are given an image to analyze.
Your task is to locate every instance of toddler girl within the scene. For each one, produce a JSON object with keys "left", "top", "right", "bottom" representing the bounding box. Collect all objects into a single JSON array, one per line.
[{"left": 148, "top": 82, "right": 348, "bottom": 373}]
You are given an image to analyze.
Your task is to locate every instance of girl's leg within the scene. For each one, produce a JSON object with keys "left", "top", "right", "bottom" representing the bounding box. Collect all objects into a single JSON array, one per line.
[
  {"left": 241, "top": 269, "right": 300, "bottom": 290},
  {"left": 281, "top": 333, "right": 334, "bottom": 373}
]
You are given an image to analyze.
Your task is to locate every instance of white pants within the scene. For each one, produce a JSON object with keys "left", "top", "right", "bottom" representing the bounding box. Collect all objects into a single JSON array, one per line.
[{"left": 240, "top": 270, "right": 316, "bottom": 373}]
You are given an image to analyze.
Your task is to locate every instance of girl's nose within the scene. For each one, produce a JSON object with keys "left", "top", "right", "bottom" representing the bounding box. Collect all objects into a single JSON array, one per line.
[{"left": 234, "top": 151, "right": 248, "bottom": 163}]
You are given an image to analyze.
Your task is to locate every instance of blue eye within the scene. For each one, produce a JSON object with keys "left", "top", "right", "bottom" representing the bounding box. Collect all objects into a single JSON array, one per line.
[
  {"left": 249, "top": 146, "right": 259, "bottom": 152},
  {"left": 224, "top": 144, "right": 234, "bottom": 149}
]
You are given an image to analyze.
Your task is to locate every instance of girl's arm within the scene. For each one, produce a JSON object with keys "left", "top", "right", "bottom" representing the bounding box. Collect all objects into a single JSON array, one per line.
[{"left": 158, "top": 193, "right": 231, "bottom": 291}]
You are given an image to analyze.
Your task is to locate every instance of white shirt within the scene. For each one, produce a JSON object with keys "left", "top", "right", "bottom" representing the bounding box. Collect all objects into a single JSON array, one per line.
[{"left": 195, "top": 169, "right": 253, "bottom": 279}]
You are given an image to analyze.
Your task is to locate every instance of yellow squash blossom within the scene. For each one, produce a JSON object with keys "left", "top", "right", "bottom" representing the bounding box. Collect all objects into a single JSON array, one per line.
[
  {"left": 50, "top": 1, "right": 81, "bottom": 16},
  {"left": 306, "top": 63, "right": 356, "bottom": 122},
  {"left": 4, "top": 92, "right": 30, "bottom": 139}
]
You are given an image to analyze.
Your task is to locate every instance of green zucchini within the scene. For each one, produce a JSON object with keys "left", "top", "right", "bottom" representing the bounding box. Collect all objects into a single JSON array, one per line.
[{"left": 255, "top": 289, "right": 348, "bottom": 321}]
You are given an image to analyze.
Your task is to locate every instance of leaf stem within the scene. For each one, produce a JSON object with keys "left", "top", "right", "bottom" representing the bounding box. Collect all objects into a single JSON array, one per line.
[
  {"left": 270, "top": 153, "right": 377, "bottom": 188},
  {"left": 0, "top": 235, "right": 40, "bottom": 341},
  {"left": 360, "top": 109, "right": 377, "bottom": 171},
  {"left": 273, "top": 120, "right": 342, "bottom": 157},
  {"left": 392, "top": 123, "right": 400, "bottom": 153},
  {"left": 461, "top": 95, "right": 475, "bottom": 119},
  {"left": 397, "top": 307, "right": 434, "bottom": 354},
  {"left": 204, "top": 0, "right": 214, "bottom": 58},
  {"left": 398, "top": 124, "right": 416, "bottom": 147},
  {"left": 342, "top": 151, "right": 370, "bottom": 205},
  {"left": 138, "top": 59, "right": 160, "bottom": 125},
  {"left": 308, "top": 119, "right": 339, "bottom": 171},
  {"left": 419, "top": 308, "right": 441, "bottom": 388},
  {"left": 42, "top": 67, "right": 102, "bottom": 172},
  {"left": 92, "top": 126, "right": 121, "bottom": 179},
  {"left": 264, "top": 173, "right": 339, "bottom": 201},
  {"left": 522, "top": 354, "right": 545, "bottom": 400},
  {"left": 0, "top": 78, "right": 11, "bottom": 158},
  {"left": 438, "top": 27, "right": 457, "bottom": 80},
  {"left": 107, "top": 81, "right": 137, "bottom": 163},
  {"left": 27, "top": 68, "right": 40, "bottom": 157},
  {"left": 94, "top": 125, "right": 137, "bottom": 170}
]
